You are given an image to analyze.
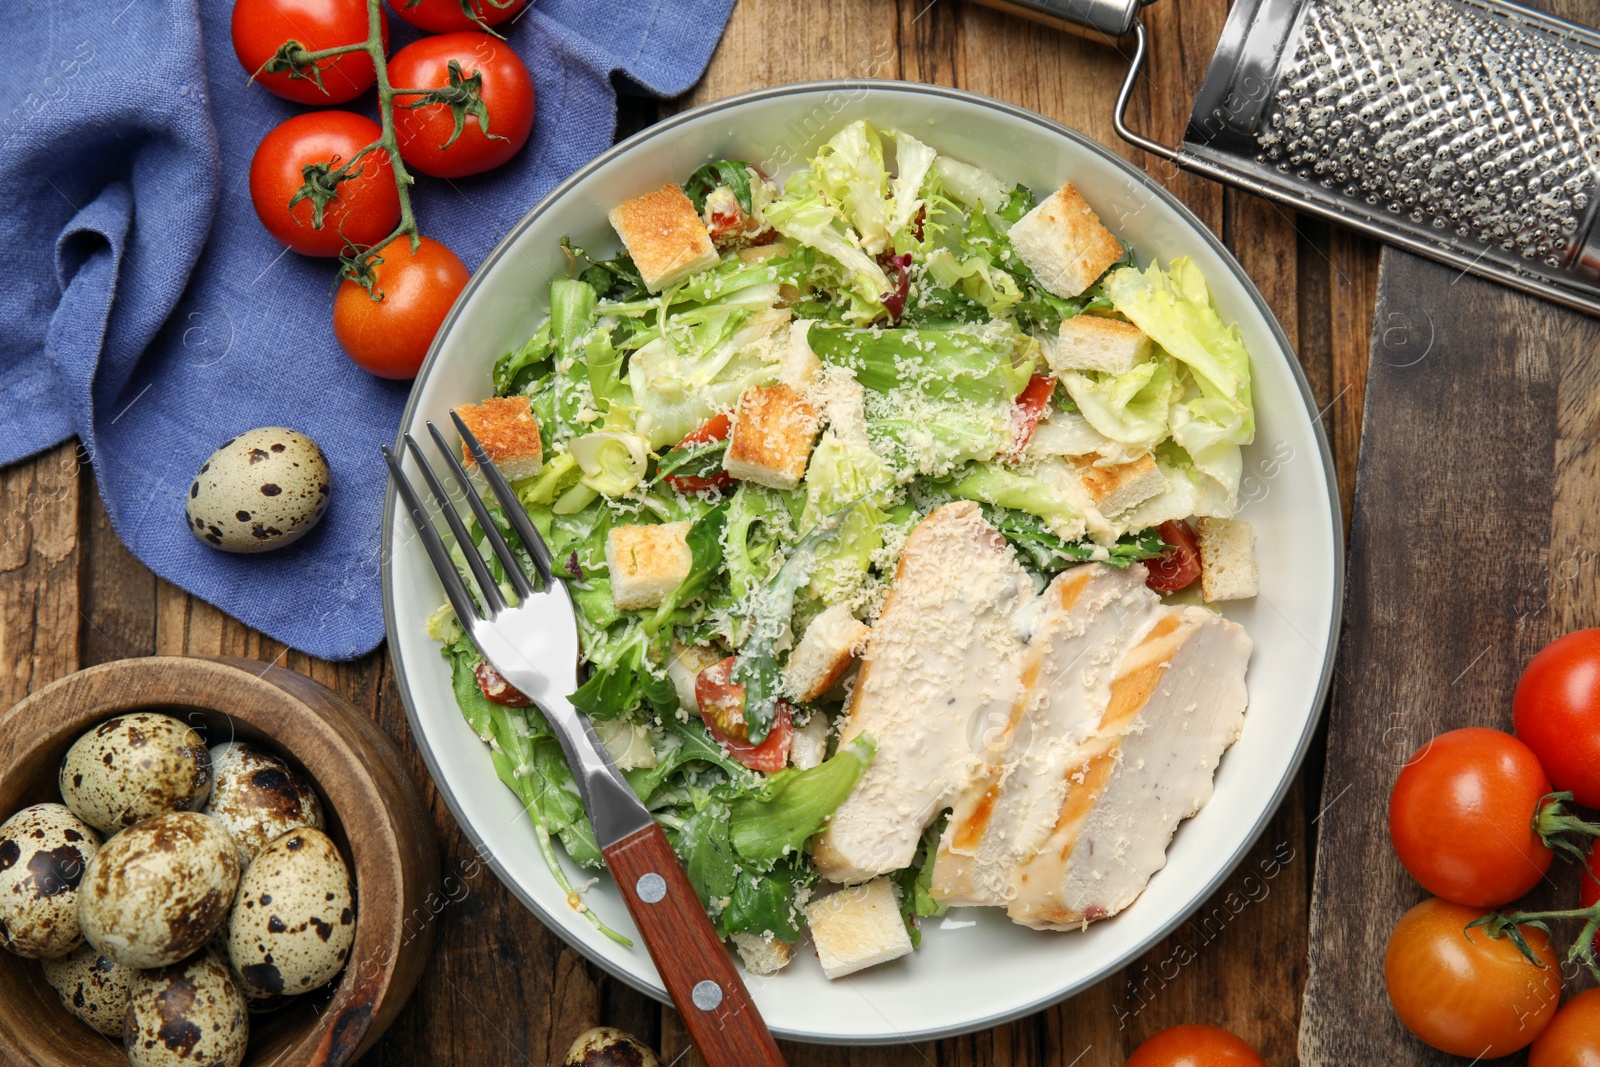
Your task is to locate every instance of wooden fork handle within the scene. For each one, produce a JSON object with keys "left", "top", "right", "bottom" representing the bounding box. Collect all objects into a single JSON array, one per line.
[{"left": 603, "top": 823, "right": 788, "bottom": 1067}]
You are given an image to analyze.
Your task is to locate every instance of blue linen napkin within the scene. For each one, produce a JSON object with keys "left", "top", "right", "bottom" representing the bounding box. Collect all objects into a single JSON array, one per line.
[{"left": 0, "top": 0, "right": 734, "bottom": 660}]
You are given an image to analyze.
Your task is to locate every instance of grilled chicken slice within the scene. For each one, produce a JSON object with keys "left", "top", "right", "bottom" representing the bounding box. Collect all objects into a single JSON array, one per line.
[
  {"left": 811, "top": 501, "right": 1034, "bottom": 884},
  {"left": 932, "top": 563, "right": 1164, "bottom": 907},
  {"left": 1007, "top": 605, "right": 1252, "bottom": 929}
]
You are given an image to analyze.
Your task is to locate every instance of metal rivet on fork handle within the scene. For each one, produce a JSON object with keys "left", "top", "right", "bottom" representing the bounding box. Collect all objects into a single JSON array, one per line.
[
  {"left": 636, "top": 872, "right": 666, "bottom": 904},
  {"left": 692, "top": 980, "right": 724, "bottom": 1011}
]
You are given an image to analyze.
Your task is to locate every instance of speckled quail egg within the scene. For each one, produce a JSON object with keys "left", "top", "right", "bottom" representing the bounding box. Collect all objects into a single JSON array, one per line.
[
  {"left": 565, "top": 1027, "right": 662, "bottom": 1067},
  {"left": 203, "top": 741, "right": 324, "bottom": 865},
  {"left": 79, "top": 812, "right": 240, "bottom": 969},
  {"left": 60, "top": 712, "right": 212, "bottom": 835},
  {"left": 124, "top": 946, "right": 248, "bottom": 1067},
  {"left": 40, "top": 941, "right": 134, "bottom": 1035},
  {"left": 0, "top": 803, "right": 99, "bottom": 958},
  {"left": 186, "top": 427, "right": 331, "bottom": 553},
  {"left": 228, "top": 827, "right": 354, "bottom": 999}
]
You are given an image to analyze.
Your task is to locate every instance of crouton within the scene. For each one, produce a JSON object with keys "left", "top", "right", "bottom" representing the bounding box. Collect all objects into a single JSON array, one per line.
[
  {"left": 667, "top": 641, "right": 724, "bottom": 717},
  {"left": 455, "top": 396, "right": 543, "bottom": 482},
  {"left": 805, "top": 878, "right": 913, "bottom": 980},
  {"left": 1008, "top": 183, "right": 1124, "bottom": 298},
  {"left": 784, "top": 603, "right": 870, "bottom": 702},
  {"left": 605, "top": 522, "right": 692, "bottom": 611},
  {"left": 608, "top": 184, "right": 721, "bottom": 292},
  {"left": 1051, "top": 315, "right": 1152, "bottom": 376},
  {"left": 731, "top": 932, "right": 794, "bottom": 977},
  {"left": 723, "top": 383, "right": 820, "bottom": 490},
  {"left": 1195, "top": 517, "right": 1259, "bottom": 602},
  {"left": 778, "top": 319, "right": 821, "bottom": 390},
  {"left": 1075, "top": 454, "right": 1167, "bottom": 516},
  {"left": 789, "top": 713, "right": 832, "bottom": 770}
]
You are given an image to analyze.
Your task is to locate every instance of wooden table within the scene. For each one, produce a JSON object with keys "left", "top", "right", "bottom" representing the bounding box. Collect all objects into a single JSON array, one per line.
[{"left": 1, "top": 1, "right": 1382, "bottom": 1063}]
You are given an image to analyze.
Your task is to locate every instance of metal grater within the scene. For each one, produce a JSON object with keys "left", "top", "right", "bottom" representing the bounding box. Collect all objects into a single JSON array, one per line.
[{"left": 975, "top": 0, "right": 1600, "bottom": 317}]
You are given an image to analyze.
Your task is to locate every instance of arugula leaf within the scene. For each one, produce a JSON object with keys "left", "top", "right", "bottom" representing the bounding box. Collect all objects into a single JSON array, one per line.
[
  {"left": 654, "top": 435, "right": 730, "bottom": 486},
  {"left": 981, "top": 505, "right": 1168, "bottom": 574},
  {"left": 731, "top": 501, "right": 861, "bottom": 743},
  {"left": 893, "top": 819, "right": 950, "bottom": 947},
  {"left": 729, "top": 735, "right": 875, "bottom": 864},
  {"left": 493, "top": 319, "right": 555, "bottom": 397},
  {"left": 683, "top": 160, "right": 758, "bottom": 215},
  {"left": 720, "top": 855, "right": 811, "bottom": 941}
]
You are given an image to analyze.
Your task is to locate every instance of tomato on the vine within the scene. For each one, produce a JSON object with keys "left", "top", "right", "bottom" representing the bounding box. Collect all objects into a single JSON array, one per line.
[
  {"left": 388, "top": 32, "right": 535, "bottom": 179},
  {"left": 1384, "top": 897, "right": 1560, "bottom": 1057},
  {"left": 1529, "top": 986, "right": 1600, "bottom": 1067},
  {"left": 1515, "top": 629, "right": 1600, "bottom": 807},
  {"left": 332, "top": 236, "right": 468, "bottom": 379},
  {"left": 1146, "top": 519, "right": 1201, "bottom": 593},
  {"left": 249, "top": 112, "right": 400, "bottom": 257},
  {"left": 1388, "top": 727, "right": 1554, "bottom": 907},
  {"left": 387, "top": 0, "right": 529, "bottom": 33},
  {"left": 232, "top": 0, "right": 389, "bottom": 105},
  {"left": 1125, "top": 1025, "right": 1266, "bottom": 1067}
]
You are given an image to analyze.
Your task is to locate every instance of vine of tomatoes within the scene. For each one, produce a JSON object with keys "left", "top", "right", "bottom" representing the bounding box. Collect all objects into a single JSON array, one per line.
[{"left": 233, "top": 0, "right": 536, "bottom": 379}]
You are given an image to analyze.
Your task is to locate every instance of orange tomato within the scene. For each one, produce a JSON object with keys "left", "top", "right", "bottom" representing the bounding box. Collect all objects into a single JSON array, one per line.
[
  {"left": 332, "top": 236, "right": 468, "bottom": 380},
  {"left": 1126, "top": 1024, "right": 1267, "bottom": 1067},
  {"left": 1529, "top": 987, "right": 1600, "bottom": 1067},
  {"left": 1384, "top": 897, "right": 1560, "bottom": 1057}
]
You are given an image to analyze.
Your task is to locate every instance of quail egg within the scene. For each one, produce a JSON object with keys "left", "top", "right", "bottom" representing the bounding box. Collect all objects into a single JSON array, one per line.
[
  {"left": 203, "top": 741, "right": 324, "bottom": 865},
  {"left": 0, "top": 803, "right": 99, "bottom": 958},
  {"left": 186, "top": 427, "right": 331, "bottom": 553},
  {"left": 228, "top": 827, "right": 354, "bottom": 999},
  {"left": 79, "top": 812, "right": 240, "bottom": 968},
  {"left": 124, "top": 946, "right": 249, "bottom": 1067},
  {"left": 60, "top": 712, "right": 212, "bottom": 834},
  {"left": 40, "top": 941, "right": 134, "bottom": 1036},
  {"left": 565, "top": 1027, "right": 662, "bottom": 1067}
]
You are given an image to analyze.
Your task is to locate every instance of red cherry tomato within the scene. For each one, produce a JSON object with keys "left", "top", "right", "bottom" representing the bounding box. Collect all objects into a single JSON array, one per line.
[
  {"left": 474, "top": 661, "right": 532, "bottom": 707},
  {"left": 1579, "top": 838, "right": 1600, "bottom": 960},
  {"left": 249, "top": 112, "right": 401, "bottom": 257},
  {"left": 694, "top": 656, "right": 794, "bottom": 773},
  {"left": 1515, "top": 629, "right": 1600, "bottom": 807},
  {"left": 1146, "top": 519, "right": 1201, "bottom": 593},
  {"left": 388, "top": 33, "right": 535, "bottom": 179},
  {"left": 332, "top": 236, "right": 469, "bottom": 380},
  {"left": 1388, "top": 727, "right": 1554, "bottom": 907},
  {"left": 1384, "top": 897, "right": 1560, "bottom": 1058},
  {"left": 386, "top": 0, "right": 529, "bottom": 33},
  {"left": 1529, "top": 986, "right": 1600, "bottom": 1067},
  {"left": 1126, "top": 1024, "right": 1267, "bottom": 1067},
  {"left": 232, "top": 0, "right": 389, "bottom": 105},
  {"left": 663, "top": 414, "right": 734, "bottom": 493},
  {"left": 1008, "top": 373, "right": 1055, "bottom": 455}
]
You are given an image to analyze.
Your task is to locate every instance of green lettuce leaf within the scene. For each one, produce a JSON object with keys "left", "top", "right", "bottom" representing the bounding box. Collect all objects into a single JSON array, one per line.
[
  {"left": 811, "top": 120, "right": 892, "bottom": 255},
  {"left": 729, "top": 735, "right": 875, "bottom": 864},
  {"left": 1060, "top": 355, "right": 1177, "bottom": 454}
]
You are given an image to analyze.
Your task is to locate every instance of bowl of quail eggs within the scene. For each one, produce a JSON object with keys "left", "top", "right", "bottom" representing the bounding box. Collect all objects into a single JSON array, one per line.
[{"left": 0, "top": 656, "right": 438, "bottom": 1067}]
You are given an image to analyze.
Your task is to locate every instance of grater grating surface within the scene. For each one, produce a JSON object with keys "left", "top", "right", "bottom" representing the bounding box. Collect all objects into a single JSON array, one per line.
[{"left": 1164, "top": 0, "right": 1600, "bottom": 314}]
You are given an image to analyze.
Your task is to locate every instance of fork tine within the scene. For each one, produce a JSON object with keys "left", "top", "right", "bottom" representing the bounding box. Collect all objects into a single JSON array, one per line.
[
  {"left": 383, "top": 445, "right": 484, "bottom": 631},
  {"left": 402, "top": 434, "right": 506, "bottom": 615},
  {"left": 451, "top": 409, "right": 555, "bottom": 583},
  {"left": 426, "top": 420, "right": 535, "bottom": 601}
]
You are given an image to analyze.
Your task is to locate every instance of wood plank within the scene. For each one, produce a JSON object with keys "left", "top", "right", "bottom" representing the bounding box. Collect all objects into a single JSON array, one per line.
[
  {"left": 0, "top": 444, "right": 81, "bottom": 705},
  {"left": 1300, "top": 250, "right": 1599, "bottom": 1063}
]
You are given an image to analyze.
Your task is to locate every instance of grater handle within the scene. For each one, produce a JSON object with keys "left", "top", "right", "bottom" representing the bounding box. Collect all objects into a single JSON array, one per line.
[
  {"left": 966, "top": 0, "right": 1153, "bottom": 41},
  {"left": 1112, "top": 20, "right": 1181, "bottom": 162}
]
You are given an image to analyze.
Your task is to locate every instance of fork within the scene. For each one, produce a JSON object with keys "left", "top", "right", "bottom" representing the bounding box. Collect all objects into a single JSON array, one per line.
[{"left": 384, "top": 413, "right": 788, "bottom": 1067}]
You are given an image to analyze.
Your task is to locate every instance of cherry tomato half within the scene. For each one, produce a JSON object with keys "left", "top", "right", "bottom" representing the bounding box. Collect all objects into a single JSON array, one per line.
[
  {"left": 387, "top": 0, "right": 529, "bottom": 33},
  {"left": 1146, "top": 519, "right": 1201, "bottom": 594},
  {"left": 695, "top": 656, "right": 794, "bottom": 773},
  {"left": 1529, "top": 986, "right": 1600, "bottom": 1067},
  {"left": 388, "top": 32, "right": 535, "bottom": 179},
  {"left": 249, "top": 112, "right": 400, "bottom": 257},
  {"left": 1008, "top": 373, "right": 1055, "bottom": 455},
  {"left": 332, "top": 236, "right": 469, "bottom": 380},
  {"left": 1126, "top": 1025, "right": 1266, "bottom": 1067},
  {"left": 232, "top": 0, "right": 389, "bottom": 105},
  {"left": 1384, "top": 897, "right": 1560, "bottom": 1058},
  {"left": 1389, "top": 727, "right": 1554, "bottom": 907},
  {"left": 663, "top": 414, "right": 734, "bottom": 493},
  {"left": 1515, "top": 629, "right": 1600, "bottom": 807}
]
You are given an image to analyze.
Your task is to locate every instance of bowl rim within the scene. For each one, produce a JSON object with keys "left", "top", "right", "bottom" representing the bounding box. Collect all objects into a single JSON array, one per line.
[
  {"left": 0, "top": 655, "right": 436, "bottom": 1066},
  {"left": 382, "top": 77, "right": 1346, "bottom": 1044}
]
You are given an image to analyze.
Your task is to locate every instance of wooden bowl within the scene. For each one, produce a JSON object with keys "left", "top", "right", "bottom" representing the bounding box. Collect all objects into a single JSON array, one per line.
[{"left": 0, "top": 657, "right": 439, "bottom": 1066}]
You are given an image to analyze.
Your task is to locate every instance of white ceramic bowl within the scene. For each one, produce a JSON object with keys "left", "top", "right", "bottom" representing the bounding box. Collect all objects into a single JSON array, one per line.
[{"left": 383, "top": 81, "right": 1343, "bottom": 1045}]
